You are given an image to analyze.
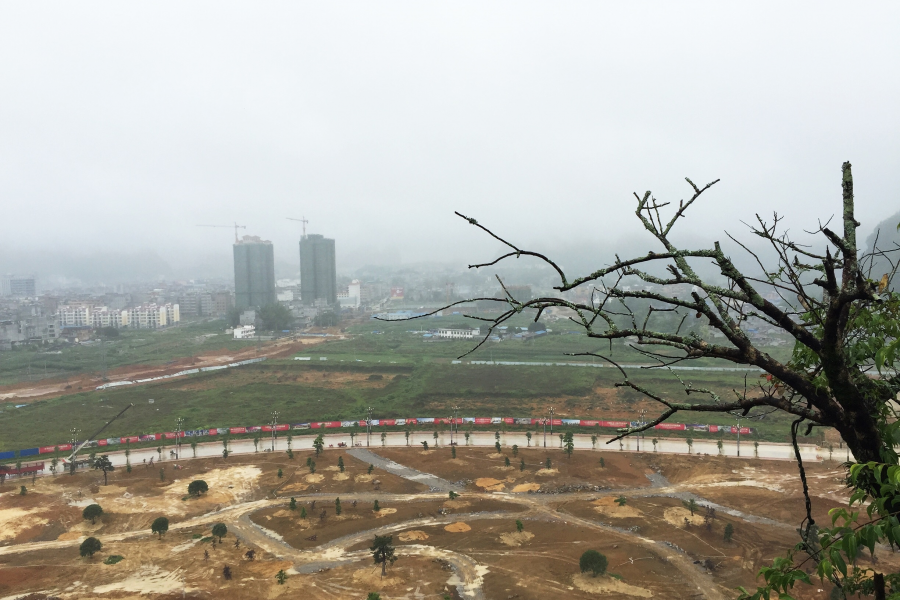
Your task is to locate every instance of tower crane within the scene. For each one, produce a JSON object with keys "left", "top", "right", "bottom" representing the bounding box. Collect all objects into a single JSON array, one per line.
[
  {"left": 287, "top": 216, "right": 309, "bottom": 238},
  {"left": 196, "top": 222, "right": 247, "bottom": 243}
]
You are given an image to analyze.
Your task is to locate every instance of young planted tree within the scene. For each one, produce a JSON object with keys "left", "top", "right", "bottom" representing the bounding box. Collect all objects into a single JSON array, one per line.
[
  {"left": 394, "top": 164, "right": 900, "bottom": 599},
  {"left": 277, "top": 468, "right": 283, "bottom": 479},
  {"left": 433, "top": 431, "right": 439, "bottom": 447},
  {"left": 449, "top": 490, "right": 459, "bottom": 500},
  {"left": 212, "top": 523, "right": 227, "bottom": 542},
  {"left": 370, "top": 534, "right": 397, "bottom": 577},
  {"left": 80, "top": 536, "right": 102, "bottom": 558},
  {"left": 686, "top": 438, "right": 694, "bottom": 455},
  {"left": 494, "top": 441, "right": 501, "bottom": 453},
  {"left": 92, "top": 455, "right": 114, "bottom": 486},
  {"left": 373, "top": 500, "right": 381, "bottom": 512},
  {"left": 187, "top": 480, "right": 208, "bottom": 497},
  {"left": 421, "top": 441, "right": 429, "bottom": 451},
  {"left": 516, "top": 519, "right": 524, "bottom": 533},
  {"left": 368, "top": 464, "right": 374, "bottom": 474},
  {"left": 652, "top": 438, "right": 658, "bottom": 452},
  {"left": 520, "top": 458, "right": 525, "bottom": 471},
  {"left": 525, "top": 431, "right": 532, "bottom": 447},
  {"left": 190, "top": 441, "right": 197, "bottom": 457},
  {"left": 338, "top": 456, "right": 345, "bottom": 472},
  {"left": 82, "top": 503, "right": 103, "bottom": 524},
  {"left": 313, "top": 434, "right": 325, "bottom": 457},
  {"left": 591, "top": 434, "right": 598, "bottom": 450},
  {"left": 276, "top": 569, "right": 287, "bottom": 585},
  {"left": 504, "top": 456, "right": 511, "bottom": 467},
  {"left": 151, "top": 517, "right": 169, "bottom": 539},
  {"left": 545, "top": 457, "right": 552, "bottom": 469},
  {"left": 381, "top": 431, "right": 387, "bottom": 447},
  {"left": 579, "top": 550, "right": 608, "bottom": 577},
  {"left": 309, "top": 461, "right": 316, "bottom": 474},
  {"left": 289, "top": 497, "right": 297, "bottom": 511},
  {"left": 717, "top": 439, "right": 724, "bottom": 456},
  {"left": 683, "top": 498, "right": 698, "bottom": 516},
  {"left": 465, "top": 431, "right": 471, "bottom": 446},
  {"left": 404, "top": 430, "right": 410, "bottom": 446},
  {"left": 253, "top": 436, "right": 259, "bottom": 453},
  {"left": 512, "top": 444, "right": 519, "bottom": 457},
  {"left": 564, "top": 431, "right": 575, "bottom": 458},
  {"left": 300, "top": 506, "right": 307, "bottom": 519},
  {"left": 451, "top": 445, "right": 457, "bottom": 459},
  {"left": 335, "top": 497, "right": 342, "bottom": 516},
  {"left": 615, "top": 496, "right": 627, "bottom": 507},
  {"left": 724, "top": 523, "right": 734, "bottom": 542}
]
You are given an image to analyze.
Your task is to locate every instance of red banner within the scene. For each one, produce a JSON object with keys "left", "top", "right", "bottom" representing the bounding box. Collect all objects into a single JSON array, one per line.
[
  {"left": 323, "top": 421, "right": 341, "bottom": 428},
  {"left": 600, "top": 421, "right": 629, "bottom": 428},
  {"left": 230, "top": 427, "right": 247, "bottom": 434},
  {"left": 97, "top": 439, "right": 108, "bottom": 446},
  {"left": 654, "top": 423, "right": 686, "bottom": 431},
  {"left": 474, "top": 418, "right": 492, "bottom": 425},
  {"left": 579, "top": 420, "right": 599, "bottom": 427},
  {"left": 380, "top": 419, "right": 396, "bottom": 426}
]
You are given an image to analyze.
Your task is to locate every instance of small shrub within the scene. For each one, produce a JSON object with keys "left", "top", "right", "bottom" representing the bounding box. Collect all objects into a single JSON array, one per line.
[
  {"left": 373, "top": 500, "right": 380, "bottom": 512},
  {"left": 724, "top": 523, "right": 734, "bottom": 542},
  {"left": 515, "top": 519, "right": 524, "bottom": 533},
  {"left": 277, "top": 468, "right": 283, "bottom": 479},
  {"left": 80, "top": 536, "right": 102, "bottom": 558},
  {"left": 368, "top": 464, "right": 374, "bottom": 474},
  {"left": 289, "top": 497, "right": 297, "bottom": 510},
  {"left": 187, "top": 480, "right": 208, "bottom": 497},
  {"left": 449, "top": 491, "right": 459, "bottom": 500},
  {"left": 104, "top": 555, "right": 124, "bottom": 565}
]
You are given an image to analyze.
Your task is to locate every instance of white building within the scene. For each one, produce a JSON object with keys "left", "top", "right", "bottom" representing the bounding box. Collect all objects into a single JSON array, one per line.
[
  {"left": 338, "top": 279, "right": 361, "bottom": 309},
  {"left": 437, "top": 327, "right": 481, "bottom": 339},
  {"left": 233, "top": 325, "right": 255, "bottom": 339},
  {"left": 127, "top": 303, "right": 180, "bottom": 329}
]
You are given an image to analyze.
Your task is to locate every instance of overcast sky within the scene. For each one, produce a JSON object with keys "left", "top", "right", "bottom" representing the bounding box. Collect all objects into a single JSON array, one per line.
[{"left": 1, "top": 2, "right": 898, "bottom": 284}]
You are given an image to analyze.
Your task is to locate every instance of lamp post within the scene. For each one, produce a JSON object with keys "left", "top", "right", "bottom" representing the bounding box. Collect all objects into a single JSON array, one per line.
[
  {"left": 735, "top": 416, "right": 742, "bottom": 457},
  {"left": 175, "top": 417, "right": 184, "bottom": 459},
  {"left": 69, "top": 428, "right": 79, "bottom": 475},
  {"left": 637, "top": 409, "right": 645, "bottom": 452},
  {"left": 270, "top": 411, "right": 279, "bottom": 452},
  {"left": 544, "top": 407, "right": 554, "bottom": 448},
  {"left": 366, "top": 407, "right": 374, "bottom": 447}
]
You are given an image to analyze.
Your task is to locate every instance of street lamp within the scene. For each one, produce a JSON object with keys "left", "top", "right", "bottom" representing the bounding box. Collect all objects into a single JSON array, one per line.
[
  {"left": 175, "top": 417, "right": 184, "bottom": 459},
  {"left": 270, "top": 411, "right": 279, "bottom": 452},
  {"left": 366, "top": 407, "right": 374, "bottom": 447},
  {"left": 544, "top": 406, "right": 554, "bottom": 448},
  {"left": 69, "top": 427, "right": 79, "bottom": 475}
]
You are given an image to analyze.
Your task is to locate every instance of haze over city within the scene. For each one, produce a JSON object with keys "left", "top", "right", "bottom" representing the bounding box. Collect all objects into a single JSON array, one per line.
[{"left": 2, "top": 2, "right": 899, "bottom": 286}]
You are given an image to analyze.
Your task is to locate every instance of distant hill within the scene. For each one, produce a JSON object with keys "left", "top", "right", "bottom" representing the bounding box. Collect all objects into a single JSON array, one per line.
[{"left": 864, "top": 210, "right": 900, "bottom": 290}]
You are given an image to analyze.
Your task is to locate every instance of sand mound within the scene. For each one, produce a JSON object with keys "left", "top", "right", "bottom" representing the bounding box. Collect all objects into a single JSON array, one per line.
[
  {"left": 448, "top": 459, "right": 468, "bottom": 465},
  {"left": 486, "top": 453, "right": 504, "bottom": 459},
  {"left": 374, "top": 508, "right": 397, "bottom": 518},
  {"left": 305, "top": 474, "right": 325, "bottom": 483},
  {"left": 492, "top": 466, "right": 515, "bottom": 472},
  {"left": 663, "top": 506, "right": 706, "bottom": 527},
  {"left": 535, "top": 468, "right": 559, "bottom": 476},
  {"left": 324, "top": 466, "right": 340, "bottom": 471},
  {"left": 0, "top": 508, "right": 49, "bottom": 542},
  {"left": 511, "top": 483, "right": 541, "bottom": 493},
  {"left": 445, "top": 522, "right": 471, "bottom": 533},
  {"left": 355, "top": 474, "right": 374, "bottom": 482},
  {"left": 475, "top": 478, "right": 503, "bottom": 488},
  {"left": 399, "top": 530, "right": 429, "bottom": 541},
  {"left": 499, "top": 531, "right": 534, "bottom": 546},
  {"left": 419, "top": 450, "right": 434, "bottom": 455},
  {"left": 443, "top": 500, "right": 471, "bottom": 509},
  {"left": 592, "top": 496, "right": 643, "bottom": 519},
  {"left": 352, "top": 568, "right": 402, "bottom": 587},
  {"left": 93, "top": 565, "right": 186, "bottom": 594},
  {"left": 573, "top": 573, "right": 652, "bottom": 597},
  {"left": 332, "top": 473, "right": 349, "bottom": 481}
]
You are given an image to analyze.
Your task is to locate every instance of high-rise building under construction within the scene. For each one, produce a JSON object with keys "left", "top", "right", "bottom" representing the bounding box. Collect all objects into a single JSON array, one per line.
[
  {"left": 299, "top": 234, "right": 337, "bottom": 305},
  {"left": 234, "top": 236, "right": 276, "bottom": 310}
]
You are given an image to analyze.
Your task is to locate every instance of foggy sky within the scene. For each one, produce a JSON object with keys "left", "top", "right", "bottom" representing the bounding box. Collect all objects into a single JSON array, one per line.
[{"left": 1, "top": 2, "right": 898, "bottom": 285}]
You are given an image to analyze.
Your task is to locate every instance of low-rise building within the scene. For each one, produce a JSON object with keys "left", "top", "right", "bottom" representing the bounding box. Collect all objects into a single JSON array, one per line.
[
  {"left": 437, "top": 327, "right": 481, "bottom": 339},
  {"left": 233, "top": 325, "right": 255, "bottom": 339}
]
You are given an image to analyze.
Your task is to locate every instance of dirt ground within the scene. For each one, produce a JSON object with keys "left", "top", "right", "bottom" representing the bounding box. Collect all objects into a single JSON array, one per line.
[{"left": 0, "top": 448, "right": 882, "bottom": 600}]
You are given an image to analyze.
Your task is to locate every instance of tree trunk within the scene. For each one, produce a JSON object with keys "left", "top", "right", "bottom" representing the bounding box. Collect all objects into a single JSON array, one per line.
[
  {"left": 874, "top": 572, "right": 885, "bottom": 600},
  {"left": 381, "top": 551, "right": 386, "bottom": 577}
]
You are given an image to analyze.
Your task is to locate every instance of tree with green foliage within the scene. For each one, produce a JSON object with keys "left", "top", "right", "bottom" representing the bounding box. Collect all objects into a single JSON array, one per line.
[
  {"left": 599, "top": 457, "right": 605, "bottom": 468},
  {"left": 370, "top": 534, "right": 396, "bottom": 577},
  {"left": 92, "top": 455, "right": 114, "bottom": 486},
  {"left": 545, "top": 457, "right": 551, "bottom": 470},
  {"left": 503, "top": 456, "right": 510, "bottom": 467},
  {"left": 724, "top": 523, "right": 734, "bottom": 542},
  {"left": 526, "top": 431, "right": 532, "bottom": 447},
  {"left": 494, "top": 441, "right": 501, "bottom": 453},
  {"left": 286, "top": 448, "right": 294, "bottom": 460},
  {"left": 289, "top": 497, "right": 297, "bottom": 511},
  {"left": 276, "top": 569, "right": 287, "bottom": 585},
  {"left": 652, "top": 438, "right": 658, "bottom": 452},
  {"left": 367, "top": 593, "right": 381, "bottom": 600},
  {"left": 564, "top": 431, "right": 575, "bottom": 458},
  {"left": 253, "top": 436, "right": 259, "bottom": 453},
  {"left": 313, "top": 433, "right": 325, "bottom": 457},
  {"left": 451, "top": 445, "right": 456, "bottom": 459},
  {"left": 313, "top": 311, "right": 339, "bottom": 327},
  {"left": 212, "top": 523, "right": 227, "bottom": 542},
  {"left": 754, "top": 441, "right": 759, "bottom": 458},
  {"left": 19, "top": 485, "right": 27, "bottom": 495},
  {"left": 580, "top": 550, "right": 608, "bottom": 577},
  {"left": 338, "top": 456, "right": 345, "bottom": 472},
  {"left": 300, "top": 506, "right": 307, "bottom": 519},
  {"left": 368, "top": 464, "right": 374, "bottom": 474},
  {"left": 449, "top": 491, "right": 459, "bottom": 500},
  {"left": 686, "top": 437, "right": 693, "bottom": 455},
  {"left": 191, "top": 441, "right": 197, "bottom": 457},
  {"left": 80, "top": 536, "right": 102, "bottom": 558},
  {"left": 151, "top": 517, "right": 169, "bottom": 539},
  {"left": 159, "top": 468, "right": 165, "bottom": 481},
  {"left": 277, "top": 468, "right": 283, "bottom": 479},
  {"left": 373, "top": 500, "right": 380, "bottom": 512},
  {"left": 717, "top": 439, "right": 724, "bottom": 456},
  {"left": 187, "top": 480, "right": 208, "bottom": 497},
  {"left": 404, "top": 430, "right": 410, "bottom": 446},
  {"left": 615, "top": 496, "right": 627, "bottom": 507},
  {"left": 156, "top": 446, "right": 163, "bottom": 461},
  {"left": 516, "top": 519, "right": 524, "bottom": 533},
  {"left": 83, "top": 504, "right": 103, "bottom": 524},
  {"left": 495, "top": 430, "right": 500, "bottom": 442},
  {"left": 335, "top": 497, "right": 342, "bottom": 516},
  {"left": 512, "top": 444, "right": 518, "bottom": 457},
  {"left": 683, "top": 498, "right": 698, "bottom": 516},
  {"left": 520, "top": 459, "right": 525, "bottom": 471},
  {"left": 381, "top": 431, "right": 387, "bottom": 446},
  {"left": 309, "top": 461, "right": 316, "bottom": 474},
  {"left": 433, "top": 431, "right": 439, "bottom": 447},
  {"left": 591, "top": 434, "right": 597, "bottom": 450},
  {"left": 421, "top": 441, "right": 429, "bottom": 451},
  {"left": 258, "top": 303, "right": 294, "bottom": 331},
  {"left": 465, "top": 431, "right": 471, "bottom": 446}
]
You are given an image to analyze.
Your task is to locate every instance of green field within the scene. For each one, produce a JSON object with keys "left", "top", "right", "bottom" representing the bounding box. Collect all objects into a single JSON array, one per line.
[
  {"left": 0, "top": 359, "right": 806, "bottom": 454},
  {"left": 0, "top": 319, "right": 256, "bottom": 386}
]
